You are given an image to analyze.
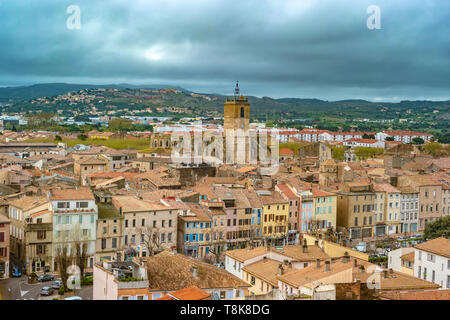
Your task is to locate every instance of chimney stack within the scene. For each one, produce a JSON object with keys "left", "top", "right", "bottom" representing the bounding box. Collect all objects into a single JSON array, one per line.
[
  {"left": 316, "top": 259, "right": 321, "bottom": 269},
  {"left": 324, "top": 261, "right": 331, "bottom": 272},
  {"left": 343, "top": 252, "right": 350, "bottom": 263},
  {"left": 302, "top": 243, "right": 308, "bottom": 253},
  {"left": 277, "top": 264, "right": 284, "bottom": 276}
]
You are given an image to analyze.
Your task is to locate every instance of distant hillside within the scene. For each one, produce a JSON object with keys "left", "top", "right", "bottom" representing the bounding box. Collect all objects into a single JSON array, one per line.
[
  {"left": 0, "top": 83, "right": 189, "bottom": 103},
  {"left": 1, "top": 83, "right": 449, "bottom": 121}
]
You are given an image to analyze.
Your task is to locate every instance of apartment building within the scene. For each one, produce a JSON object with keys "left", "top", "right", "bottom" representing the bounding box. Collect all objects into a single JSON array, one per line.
[
  {"left": 24, "top": 209, "right": 53, "bottom": 274},
  {"left": 0, "top": 215, "right": 10, "bottom": 279},
  {"left": 7, "top": 196, "right": 50, "bottom": 269},
  {"left": 398, "top": 175, "right": 443, "bottom": 231},
  {"left": 275, "top": 184, "right": 301, "bottom": 244},
  {"left": 374, "top": 183, "right": 401, "bottom": 235},
  {"left": 312, "top": 188, "right": 337, "bottom": 232},
  {"left": 257, "top": 190, "right": 289, "bottom": 246},
  {"left": 336, "top": 182, "right": 376, "bottom": 239},
  {"left": 414, "top": 238, "right": 450, "bottom": 289},
  {"left": 177, "top": 203, "right": 212, "bottom": 259},
  {"left": 95, "top": 203, "right": 124, "bottom": 263},
  {"left": 112, "top": 196, "right": 177, "bottom": 258},
  {"left": 50, "top": 188, "right": 98, "bottom": 270},
  {"left": 398, "top": 186, "right": 419, "bottom": 233}
]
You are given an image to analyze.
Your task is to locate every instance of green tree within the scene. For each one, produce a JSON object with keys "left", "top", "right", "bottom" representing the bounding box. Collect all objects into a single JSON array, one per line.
[
  {"left": 265, "top": 121, "right": 275, "bottom": 128},
  {"left": 109, "top": 118, "right": 133, "bottom": 132},
  {"left": 362, "top": 134, "right": 375, "bottom": 139},
  {"left": 385, "top": 136, "right": 395, "bottom": 141},
  {"left": 424, "top": 216, "right": 450, "bottom": 239},
  {"left": 412, "top": 137, "right": 425, "bottom": 145},
  {"left": 331, "top": 146, "right": 346, "bottom": 161},
  {"left": 78, "top": 134, "right": 88, "bottom": 141},
  {"left": 54, "top": 135, "right": 62, "bottom": 142}
]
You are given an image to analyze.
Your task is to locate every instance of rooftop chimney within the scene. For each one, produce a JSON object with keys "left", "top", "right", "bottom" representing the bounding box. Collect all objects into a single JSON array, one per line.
[
  {"left": 343, "top": 252, "right": 350, "bottom": 263},
  {"left": 316, "top": 259, "right": 321, "bottom": 269},
  {"left": 277, "top": 264, "right": 284, "bottom": 276},
  {"left": 324, "top": 261, "right": 331, "bottom": 272},
  {"left": 302, "top": 243, "right": 308, "bottom": 253}
]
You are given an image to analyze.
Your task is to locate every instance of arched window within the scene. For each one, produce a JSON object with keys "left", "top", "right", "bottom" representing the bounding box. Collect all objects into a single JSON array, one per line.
[{"left": 240, "top": 107, "right": 244, "bottom": 118}]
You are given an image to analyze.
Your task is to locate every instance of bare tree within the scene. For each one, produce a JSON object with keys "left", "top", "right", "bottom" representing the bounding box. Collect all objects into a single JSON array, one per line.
[
  {"left": 206, "top": 227, "right": 226, "bottom": 264},
  {"left": 72, "top": 225, "right": 91, "bottom": 280},
  {"left": 55, "top": 241, "right": 73, "bottom": 292},
  {"left": 138, "top": 226, "right": 162, "bottom": 256},
  {"left": 74, "top": 241, "right": 88, "bottom": 280}
]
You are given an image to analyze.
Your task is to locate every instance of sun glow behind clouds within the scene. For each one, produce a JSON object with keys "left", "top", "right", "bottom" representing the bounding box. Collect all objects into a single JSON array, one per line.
[{"left": 144, "top": 46, "right": 164, "bottom": 61}]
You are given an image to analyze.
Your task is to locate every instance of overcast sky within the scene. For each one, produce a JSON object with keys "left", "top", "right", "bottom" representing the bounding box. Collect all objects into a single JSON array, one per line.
[{"left": 1, "top": 0, "right": 449, "bottom": 101}]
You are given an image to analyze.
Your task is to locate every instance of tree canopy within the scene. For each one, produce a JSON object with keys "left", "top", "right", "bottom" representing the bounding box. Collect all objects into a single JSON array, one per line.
[{"left": 424, "top": 216, "right": 450, "bottom": 239}]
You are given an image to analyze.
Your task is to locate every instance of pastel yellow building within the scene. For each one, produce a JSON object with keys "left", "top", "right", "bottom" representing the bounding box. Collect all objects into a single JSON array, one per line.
[
  {"left": 312, "top": 189, "right": 337, "bottom": 231},
  {"left": 259, "top": 191, "right": 289, "bottom": 244}
]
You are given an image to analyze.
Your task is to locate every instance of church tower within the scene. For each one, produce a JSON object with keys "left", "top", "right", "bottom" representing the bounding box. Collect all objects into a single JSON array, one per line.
[{"left": 223, "top": 81, "right": 250, "bottom": 131}]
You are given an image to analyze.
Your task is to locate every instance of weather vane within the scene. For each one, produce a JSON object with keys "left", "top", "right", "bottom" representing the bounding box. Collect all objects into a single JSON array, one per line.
[{"left": 234, "top": 80, "right": 240, "bottom": 97}]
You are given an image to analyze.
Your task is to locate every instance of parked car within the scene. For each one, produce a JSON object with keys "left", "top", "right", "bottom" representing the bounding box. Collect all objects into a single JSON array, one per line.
[
  {"left": 52, "top": 280, "right": 63, "bottom": 289},
  {"left": 38, "top": 274, "right": 55, "bottom": 282},
  {"left": 64, "top": 296, "right": 82, "bottom": 300},
  {"left": 12, "top": 267, "right": 22, "bottom": 278},
  {"left": 40, "top": 287, "right": 54, "bottom": 296}
]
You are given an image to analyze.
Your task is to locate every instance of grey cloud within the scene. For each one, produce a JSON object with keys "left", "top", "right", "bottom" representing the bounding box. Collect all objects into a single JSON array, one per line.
[{"left": 0, "top": 0, "right": 449, "bottom": 101}]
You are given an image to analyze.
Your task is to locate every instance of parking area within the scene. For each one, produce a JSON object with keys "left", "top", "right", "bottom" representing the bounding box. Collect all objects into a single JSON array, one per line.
[{"left": 0, "top": 275, "right": 93, "bottom": 300}]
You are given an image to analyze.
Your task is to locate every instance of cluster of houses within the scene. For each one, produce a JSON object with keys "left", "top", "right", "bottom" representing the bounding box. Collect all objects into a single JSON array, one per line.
[{"left": 0, "top": 91, "right": 448, "bottom": 300}]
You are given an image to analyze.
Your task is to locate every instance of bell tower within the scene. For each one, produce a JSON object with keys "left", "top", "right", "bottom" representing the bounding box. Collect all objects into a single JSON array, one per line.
[{"left": 223, "top": 81, "right": 250, "bottom": 131}]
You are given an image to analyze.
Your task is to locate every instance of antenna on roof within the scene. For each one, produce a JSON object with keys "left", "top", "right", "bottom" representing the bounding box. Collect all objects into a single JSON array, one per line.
[{"left": 234, "top": 80, "right": 240, "bottom": 98}]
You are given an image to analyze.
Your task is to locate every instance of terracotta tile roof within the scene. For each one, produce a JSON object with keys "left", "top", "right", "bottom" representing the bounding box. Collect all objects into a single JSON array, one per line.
[
  {"left": 277, "top": 260, "right": 353, "bottom": 288},
  {"left": 311, "top": 188, "right": 335, "bottom": 197},
  {"left": 8, "top": 196, "right": 48, "bottom": 211},
  {"left": 159, "top": 286, "right": 211, "bottom": 300},
  {"left": 50, "top": 188, "right": 94, "bottom": 201},
  {"left": 242, "top": 189, "right": 263, "bottom": 208},
  {"left": 372, "top": 183, "right": 400, "bottom": 193},
  {"left": 279, "top": 148, "right": 294, "bottom": 156},
  {"left": 243, "top": 259, "right": 282, "bottom": 287},
  {"left": 380, "top": 289, "right": 450, "bottom": 300},
  {"left": 76, "top": 156, "right": 107, "bottom": 165},
  {"left": 235, "top": 165, "right": 257, "bottom": 173},
  {"left": 146, "top": 251, "right": 250, "bottom": 291},
  {"left": 225, "top": 245, "right": 329, "bottom": 263},
  {"left": 400, "top": 252, "right": 415, "bottom": 262},
  {"left": 259, "top": 191, "right": 289, "bottom": 205},
  {"left": 30, "top": 209, "right": 51, "bottom": 218},
  {"left": 112, "top": 196, "right": 168, "bottom": 212},
  {"left": 276, "top": 184, "right": 297, "bottom": 200},
  {"left": 414, "top": 237, "right": 450, "bottom": 258},
  {"left": 225, "top": 246, "right": 269, "bottom": 262}
]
